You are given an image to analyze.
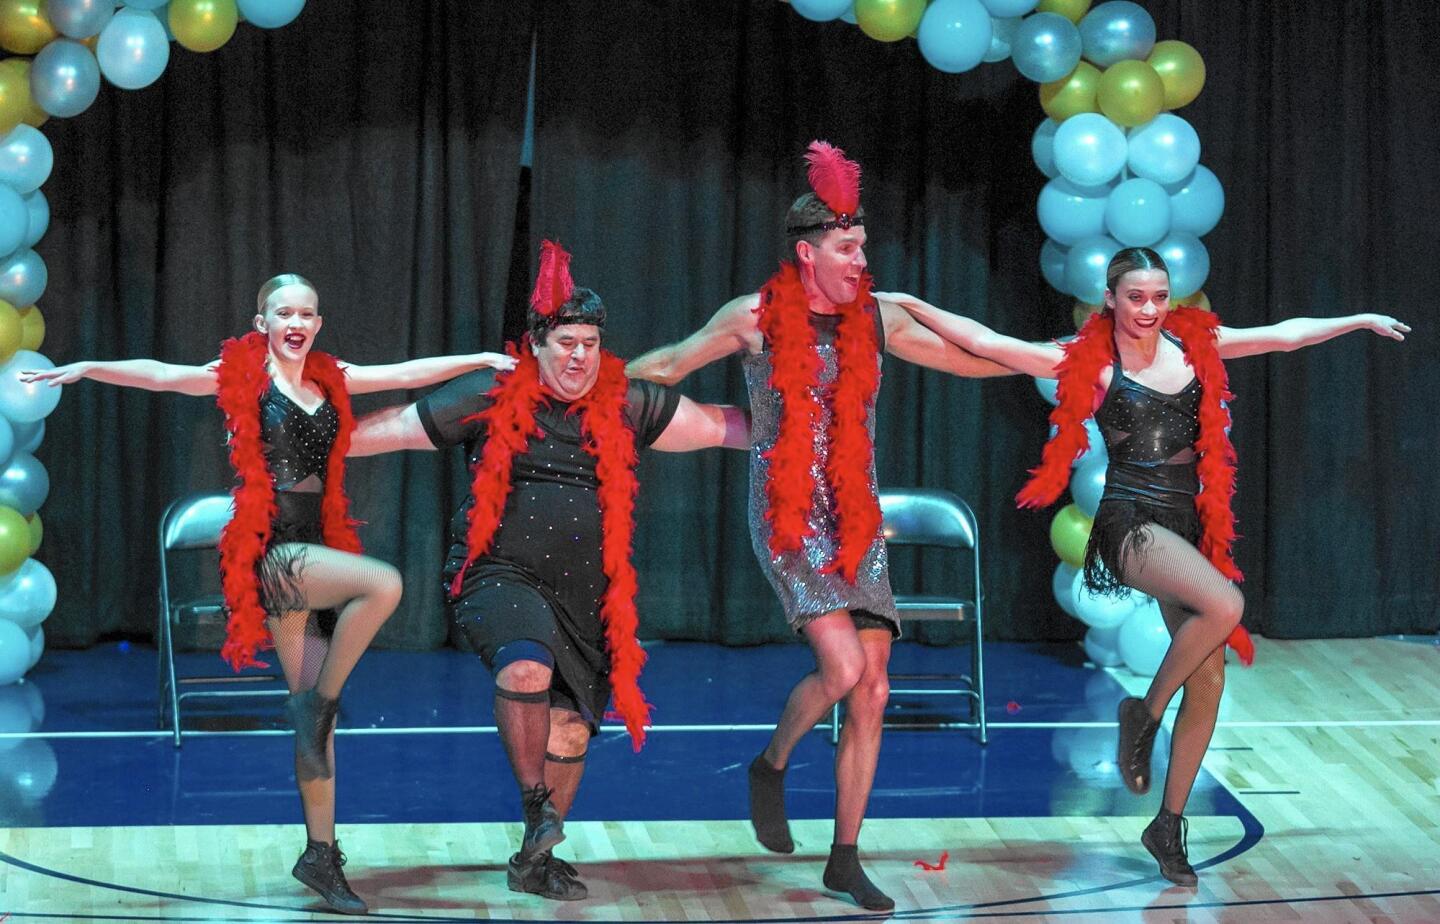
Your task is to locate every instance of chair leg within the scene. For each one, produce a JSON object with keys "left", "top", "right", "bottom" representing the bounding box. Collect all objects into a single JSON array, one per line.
[
  {"left": 830, "top": 702, "right": 841, "bottom": 745},
  {"left": 972, "top": 620, "right": 988, "bottom": 746},
  {"left": 161, "top": 610, "right": 182, "bottom": 748}
]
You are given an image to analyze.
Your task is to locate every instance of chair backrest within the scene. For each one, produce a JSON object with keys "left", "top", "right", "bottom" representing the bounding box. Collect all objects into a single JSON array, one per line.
[
  {"left": 160, "top": 493, "right": 235, "bottom": 551},
  {"left": 878, "top": 487, "right": 977, "bottom": 550}
]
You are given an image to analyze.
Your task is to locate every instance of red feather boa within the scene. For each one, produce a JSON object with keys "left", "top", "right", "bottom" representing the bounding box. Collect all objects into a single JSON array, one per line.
[
  {"left": 449, "top": 342, "right": 652, "bottom": 750},
  {"left": 214, "top": 332, "right": 361, "bottom": 671},
  {"left": 756, "top": 262, "right": 883, "bottom": 582},
  {"left": 1018, "top": 307, "right": 1253, "bottom": 665}
]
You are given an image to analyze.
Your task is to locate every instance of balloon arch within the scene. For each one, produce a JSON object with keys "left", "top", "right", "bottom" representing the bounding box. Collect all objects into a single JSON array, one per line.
[{"left": 0, "top": 0, "right": 1222, "bottom": 682}]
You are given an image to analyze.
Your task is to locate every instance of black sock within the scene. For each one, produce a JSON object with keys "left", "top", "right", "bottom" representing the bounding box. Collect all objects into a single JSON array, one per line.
[
  {"left": 822, "top": 843, "right": 894, "bottom": 912},
  {"left": 748, "top": 753, "right": 794, "bottom": 853}
]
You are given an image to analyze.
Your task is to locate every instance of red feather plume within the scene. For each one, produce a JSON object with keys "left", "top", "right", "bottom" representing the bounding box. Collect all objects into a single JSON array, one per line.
[
  {"left": 804, "top": 140, "right": 861, "bottom": 217},
  {"left": 530, "top": 240, "right": 574, "bottom": 318}
]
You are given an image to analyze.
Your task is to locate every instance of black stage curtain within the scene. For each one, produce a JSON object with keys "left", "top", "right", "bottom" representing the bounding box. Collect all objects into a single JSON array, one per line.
[{"left": 38, "top": 0, "right": 1438, "bottom": 648}]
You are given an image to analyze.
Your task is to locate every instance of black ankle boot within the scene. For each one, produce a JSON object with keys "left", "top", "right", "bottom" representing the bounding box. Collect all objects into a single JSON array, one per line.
[
  {"left": 520, "top": 782, "right": 565, "bottom": 858},
  {"left": 747, "top": 753, "right": 794, "bottom": 854},
  {"left": 1116, "top": 696, "right": 1160, "bottom": 795},
  {"left": 285, "top": 690, "right": 339, "bottom": 781},
  {"left": 1142, "top": 809, "right": 1198, "bottom": 886},
  {"left": 293, "top": 839, "right": 368, "bottom": 914},
  {"left": 507, "top": 849, "right": 588, "bottom": 901},
  {"left": 822, "top": 843, "right": 894, "bottom": 912}
]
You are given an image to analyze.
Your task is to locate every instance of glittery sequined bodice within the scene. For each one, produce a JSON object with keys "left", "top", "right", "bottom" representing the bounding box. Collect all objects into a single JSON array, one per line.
[
  {"left": 1094, "top": 337, "right": 1200, "bottom": 509},
  {"left": 260, "top": 382, "right": 338, "bottom": 492}
]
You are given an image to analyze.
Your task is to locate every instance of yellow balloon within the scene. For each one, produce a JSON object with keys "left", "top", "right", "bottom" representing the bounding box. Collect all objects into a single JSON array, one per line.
[
  {"left": 1174, "top": 290, "right": 1211, "bottom": 312},
  {"left": 853, "top": 0, "right": 926, "bottom": 43},
  {"left": 1040, "top": 61, "right": 1101, "bottom": 123},
  {"left": 0, "top": 58, "right": 27, "bottom": 134},
  {"left": 25, "top": 512, "right": 39, "bottom": 555},
  {"left": 1073, "top": 300, "right": 1101, "bottom": 330},
  {"left": 1050, "top": 503, "right": 1093, "bottom": 568},
  {"left": 0, "top": 58, "right": 48, "bottom": 127},
  {"left": 1096, "top": 59, "right": 1165, "bottom": 127},
  {"left": 169, "top": 0, "right": 238, "bottom": 53},
  {"left": 0, "top": 0, "right": 55, "bottom": 55},
  {"left": 1036, "top": 0, "right": 1091, "bottom": 24},
  {"left": 0, "top": 505, "right": 29, "bottom": 575},
  {"left": 0, "top": 300, "right": 19, "bottom": 365},
  {"left": 1147, "top": 39, "right": 1206, "bottom": 110},
  {"left": 17, "top": 304, "right": 42, "bottom": 350}
]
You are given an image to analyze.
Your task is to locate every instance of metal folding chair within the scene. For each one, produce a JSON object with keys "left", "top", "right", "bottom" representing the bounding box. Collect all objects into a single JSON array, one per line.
[{"left": 156, "top": 492, "right": 284, "bottom": 747}]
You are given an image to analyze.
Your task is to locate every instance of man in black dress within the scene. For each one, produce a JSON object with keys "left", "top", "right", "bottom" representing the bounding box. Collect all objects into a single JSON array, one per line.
[{"left": 350, "top": 243, "right": 747, "bottom": 900}]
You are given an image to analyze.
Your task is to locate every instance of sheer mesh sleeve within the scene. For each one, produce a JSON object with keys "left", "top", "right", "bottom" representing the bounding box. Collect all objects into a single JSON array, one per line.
[
  {"left": 624, "top": 379, "right": 681, "bottom": 449},
  {"left": 416, "top": 369, "right": 498, "bottom": 448}
]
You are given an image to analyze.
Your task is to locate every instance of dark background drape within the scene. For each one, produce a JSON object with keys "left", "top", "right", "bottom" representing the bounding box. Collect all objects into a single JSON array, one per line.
[{"left": 36, "top": 0, "right": 1438, "bottom": 650}]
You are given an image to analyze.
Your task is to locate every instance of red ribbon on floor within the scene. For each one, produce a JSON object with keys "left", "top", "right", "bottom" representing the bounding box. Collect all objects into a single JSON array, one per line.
[{"left": 913, "top": 851, "right": 949, "bottom": 871}]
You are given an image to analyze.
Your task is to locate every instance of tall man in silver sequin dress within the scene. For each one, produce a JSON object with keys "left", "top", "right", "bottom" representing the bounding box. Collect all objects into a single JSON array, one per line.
[{"left": 627, "top": 142, "right": 1014, "bottom": 911}]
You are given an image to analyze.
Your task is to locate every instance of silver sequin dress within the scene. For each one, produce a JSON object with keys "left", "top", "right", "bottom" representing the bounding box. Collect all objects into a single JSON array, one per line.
[{"left": 742, "top": 309, "right": 899, "bottom": 633}]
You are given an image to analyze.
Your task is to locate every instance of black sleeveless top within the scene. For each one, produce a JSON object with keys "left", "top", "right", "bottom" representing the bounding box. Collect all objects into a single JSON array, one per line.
[
  {"left": 260, "top": 382, "right": 339, "bottom": 493},
  {"left": 1094, "top": 334, "right": 1200, "bottom": 512}
]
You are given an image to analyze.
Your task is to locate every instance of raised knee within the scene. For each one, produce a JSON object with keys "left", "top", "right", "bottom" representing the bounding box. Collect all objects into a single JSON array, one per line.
[
  {"left": 548, "top": 711, "right": 590, "bottom": 756},
  {"left": 1217, "top": 587, "right": 1244, "bottom": 631},
  {"left": 496, "top": 660, "right": 551, "bottom": 694},
  {"left": 375, "top": 564, "right": 403, "bottom": 606},
  {"left": 821, "top": 658, "right": 865, "bottom": 700}
]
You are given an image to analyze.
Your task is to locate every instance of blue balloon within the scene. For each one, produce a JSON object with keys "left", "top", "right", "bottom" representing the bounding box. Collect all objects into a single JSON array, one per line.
[
  {"left": 1077, "top": 0, "right": 1155, "bottom": 66},
  {"left": 46, "top": 0, "right": 114, "bottom": 39},
  {"left": 1127, "top": 113, "right": 1200, "bottom": 185},
  {"left": 31, "top": 39, "right": 102, "bottom": 119},
  {"left": 1070, "top": 451, "right": 1107, "bottom": 517},
  {"left": 1053, "top": 561, "right": 1080, "bottom": 616},
  {"left": 0, "top": 126, "right": 53, "bottom": 195},
  {"left": 1031, "top": 118, "right": 1059, "bottom": 178},
  {"left": 1064, "top": 234, "right": 1121, "bottom": 304},
  {"left": 97, "top": 9, "right": 171, "bottom": 90},
  {"left": 1083, "top": 624, "right": 1125, "bottom": 666},
  {"left": 237, "top": 0, "right": 305, "bottom": 28},
  {"left": 791, "top": 0, "right": 851, "bottom": 20},
  {"left": 19, "top": 191, "right": 46, "bottom": 250},
  {"left": 1036, "top": 176, "right": 1112, "bottom": 246},
  {"left": 1118, "top": 598, "right": 1168, "bottom": 676},
  {"left": 1164, "top": 164, "right": 1225, "bottom": 237},
  {"left": 1104, "top": 177, "right": 1170, "bottom": 246},
  {"left": 1012, "top": 12, "right": 1082, "bottom": 83},
  {"left": 0, "top": 251, "right": 44, "bottom": 308},
  {"left": 0, "top": 452, "right": 47, "bottom": 517},
  {"left": 1153, "top": 231, "right": 1210, "bottom": 297},
  {"left": 981, "top": 0, "right": 1038, "bottom": 14},
  {"left": 1040, "top": 237, "right": 1069, "bottom": 292},
  {"left": 1035, "top": 375, "right": 1059, "bottom": 406},
  {"left": 918, "top": 0, "right": 992, "bottom": 74},
  {"left": 0, "top": 186, "right": 25, "bottom": 259},
  {"left": 1053, "top": 112, "right": 1128, "bottom": 187},
  {"left": 840, "top": 6, "right": 857, "bottom": 23},
  {"left": 10, "top": 419, "right": 41, "bottom": 455},
  {"left": 984, "top": 15, "right": 1022, "bottom": 63},
  {"left": 0, "top": 417, "right": 15, "bottom": 473},
  {"left": 0, "top": 352, "right": 58, "bottom": 424}
]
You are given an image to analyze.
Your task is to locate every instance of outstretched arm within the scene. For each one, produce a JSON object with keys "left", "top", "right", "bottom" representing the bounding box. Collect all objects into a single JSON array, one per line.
[
  {"left": 649, "top": 395, "right": 750, "bottom": 452},
  {"left": 1216, "top": 313, "right": 1409, "bottom": 360},
  {"left": 20, "top": 359, "right": 220, "bottom": 396},
  {"left": 882, "top": 293, "right": 1065, "bottom": 379},
  {"left": 878, "top": 297, "right": 1021, "bottom": 379},
  {"left": 341, "top": 352, "right": 515, "bottom": 395},
  {"left": 626, "top": 294, "right": 761, "bottom": 386},
  {"left": 349, "top": 403, "right": 436, "bottom": 456}
]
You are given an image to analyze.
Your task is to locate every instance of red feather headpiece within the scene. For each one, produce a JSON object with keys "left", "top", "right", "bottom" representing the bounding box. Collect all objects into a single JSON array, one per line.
[
  {"left": 804, "top": 140, "right": 862, "bottom": 225},
  {"left": 530, "top": 239, "right": 574, "bottom": 319}
]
